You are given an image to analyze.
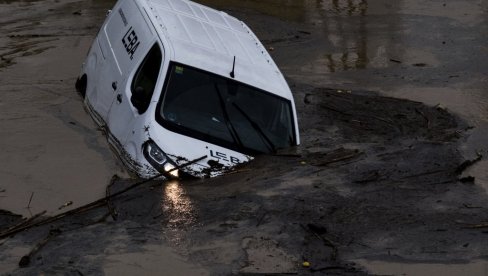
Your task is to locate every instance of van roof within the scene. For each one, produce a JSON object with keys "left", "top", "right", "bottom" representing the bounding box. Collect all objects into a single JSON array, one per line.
[{"left": 142, "top": 0, "right": 292, "bottom": 99}]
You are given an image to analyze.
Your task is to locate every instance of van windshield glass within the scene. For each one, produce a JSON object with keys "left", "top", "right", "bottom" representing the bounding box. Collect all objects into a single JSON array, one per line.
[{"left": 157, "top": 63, "right": 295, "bottom": 154}]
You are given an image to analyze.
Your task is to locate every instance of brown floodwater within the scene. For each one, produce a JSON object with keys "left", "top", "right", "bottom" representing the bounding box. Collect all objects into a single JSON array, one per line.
[{"left": 0, "top": 0, "right": 123, "bottom": 217}]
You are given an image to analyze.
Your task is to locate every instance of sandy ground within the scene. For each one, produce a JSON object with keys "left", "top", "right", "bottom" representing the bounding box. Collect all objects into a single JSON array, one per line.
[{"left": 0, "top": 0, "right": 487, "bottom": 275}]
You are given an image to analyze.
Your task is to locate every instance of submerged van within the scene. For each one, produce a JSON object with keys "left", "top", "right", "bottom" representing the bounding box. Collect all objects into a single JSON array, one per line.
[{"left": 76, "top": 0, "right": 300, "bottom": 179}]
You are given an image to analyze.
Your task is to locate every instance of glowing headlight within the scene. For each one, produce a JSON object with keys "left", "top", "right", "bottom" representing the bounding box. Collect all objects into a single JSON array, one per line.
[
  {"left": 163, "top": 163, "right": 179, "bottom": 178},
  {"left": 148, "top": 143, "right": 166, "bottom": 164},
  {"left": 143, "top": 141, "right": 179, "bottom": 178}
]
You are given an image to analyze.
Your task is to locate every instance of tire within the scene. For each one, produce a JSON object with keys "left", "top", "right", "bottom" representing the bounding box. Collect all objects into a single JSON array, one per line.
[{"left": 75, "top": 75, "right": 87, "bottom": 98}]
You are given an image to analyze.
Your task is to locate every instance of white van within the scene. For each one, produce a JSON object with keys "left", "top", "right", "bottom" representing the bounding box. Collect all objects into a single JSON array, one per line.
[{"left": 76, "top": 0, "right": 300, "bottom": 179}]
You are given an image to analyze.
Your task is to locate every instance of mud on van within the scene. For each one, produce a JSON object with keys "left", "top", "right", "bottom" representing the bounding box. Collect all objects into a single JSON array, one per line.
[{"left": 76, "top": 0, "right": 300, "bottom": 179}]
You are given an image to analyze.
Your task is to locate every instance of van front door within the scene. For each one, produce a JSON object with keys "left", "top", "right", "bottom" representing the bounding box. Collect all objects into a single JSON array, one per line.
[{"left": 107, "top": 43, "right": 163, "bottom": 155}]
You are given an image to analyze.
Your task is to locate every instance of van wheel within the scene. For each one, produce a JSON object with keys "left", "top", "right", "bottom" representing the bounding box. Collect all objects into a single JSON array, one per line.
[{"left": 75, "top": 75, "right": 87, "bottom": 98}]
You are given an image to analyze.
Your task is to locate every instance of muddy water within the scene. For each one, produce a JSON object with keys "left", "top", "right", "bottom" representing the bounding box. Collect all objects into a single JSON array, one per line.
[
  {"left": 355, "top": 259, "right": 488, "bottom": 276},
  {"left": 0, "top": 0, "right": 487, "bottom": 274},
  {"left": 201, "top": 0, "right": 487, "bottom": 124},
  {"left": 202, "top": 0, "right": 488, "bottom": 225},
  {"left": 0, "top": 0, "right": 121, "bottom": 217},
  {"left": 200, "top": 0, "right": 488, "bottom": 274},
  {"left": 1, "top": 0, "right": 485, "bottom": 215}
]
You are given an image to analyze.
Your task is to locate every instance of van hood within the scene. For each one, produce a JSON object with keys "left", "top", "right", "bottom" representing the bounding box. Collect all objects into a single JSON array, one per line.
[{"left": 148, "top": 123, "right": 253, "bottom": 178}]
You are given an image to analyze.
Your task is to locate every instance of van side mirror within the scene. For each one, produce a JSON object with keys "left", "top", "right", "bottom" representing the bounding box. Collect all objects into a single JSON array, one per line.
[{"left": 131, "top": 86, "right": 147, "bottom": 114}]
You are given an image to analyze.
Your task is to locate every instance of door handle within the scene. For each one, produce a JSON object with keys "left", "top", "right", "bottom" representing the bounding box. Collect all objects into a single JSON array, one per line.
[
  {"left": 112, "top": 81, "right": 117, "bottom": 91},
  {"left": 116, "top": 94, "right": 122, "bottom": 103}
]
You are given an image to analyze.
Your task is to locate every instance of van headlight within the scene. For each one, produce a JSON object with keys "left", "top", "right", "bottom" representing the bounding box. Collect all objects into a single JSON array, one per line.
[{"left": 143, "top": 141, "right": 179, "bottom": 178}]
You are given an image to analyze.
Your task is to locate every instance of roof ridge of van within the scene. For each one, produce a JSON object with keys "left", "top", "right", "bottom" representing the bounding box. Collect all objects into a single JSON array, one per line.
[
  {"left": 145, "top": 0, "right": 274, "bottom": 64},
  {"left": 141, "top": 0, "right": 289, "bottom": 96}
]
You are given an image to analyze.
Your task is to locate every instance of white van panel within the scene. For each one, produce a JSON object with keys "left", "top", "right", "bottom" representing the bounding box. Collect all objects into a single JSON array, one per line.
[
  {"left": 147, "top": 0, "right": 292, "bottom": 98},
  {"left": 104, "top": 0, "right": 154, "bottom": 75}
]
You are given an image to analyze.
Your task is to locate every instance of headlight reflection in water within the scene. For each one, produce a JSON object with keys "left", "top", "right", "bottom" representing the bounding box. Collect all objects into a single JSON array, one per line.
[{"left": 160, "top": 180, "right": 197, "bottom": 245}]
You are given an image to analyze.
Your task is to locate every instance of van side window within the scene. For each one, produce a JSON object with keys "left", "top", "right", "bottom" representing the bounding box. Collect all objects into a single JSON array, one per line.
[{"left": 130, "top": 44, "right": 162, "bottom": 114}]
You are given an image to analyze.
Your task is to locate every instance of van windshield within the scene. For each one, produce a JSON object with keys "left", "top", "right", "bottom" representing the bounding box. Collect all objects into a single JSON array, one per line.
[{"left": 157, "top": 63, "right": 295, "bottom": 154}]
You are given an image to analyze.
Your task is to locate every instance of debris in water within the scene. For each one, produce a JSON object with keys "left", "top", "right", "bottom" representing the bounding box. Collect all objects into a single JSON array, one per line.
[
  {"left": 19, "top": 228, "right": 61, "bottom": 268},
  {"left": 106, "top": 175, "right": 119, "bottom": 221},
  {"left": 463, "top": 203, "right": 482, "bottom": 209},
  {"left": 58, "top": 201, "right": 73, "bottom": 210},
  {"left": 412, "top": 63, "right": 427, "bottom": 67},
  {"left": 27, "top": 192, "right": 34, "bottom": 208}
]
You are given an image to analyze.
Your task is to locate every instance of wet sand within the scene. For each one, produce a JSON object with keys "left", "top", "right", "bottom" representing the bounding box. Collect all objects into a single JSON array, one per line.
[{"left": 1, "top": 0, "right": 487, "bottom": 275}]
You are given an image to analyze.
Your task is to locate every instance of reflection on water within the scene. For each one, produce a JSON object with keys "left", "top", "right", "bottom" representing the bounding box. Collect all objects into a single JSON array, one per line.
[
  {"left": 161, "top": 181, "right": 197, "bottom": 246},
  {"left": 319, "top": 0, "right": 370, "bottom": 72},
  {"left": 198, "top": 0, "right": 378, "bottom": 72},
  {"left": 330, "top": 0, "right": 368, "bottom": 16},
  {"left": 355, "top": 259, "right": 488, "bottom": 276},
  {"left": 196, "top": 0, "right": 309, "bottom": 22}
]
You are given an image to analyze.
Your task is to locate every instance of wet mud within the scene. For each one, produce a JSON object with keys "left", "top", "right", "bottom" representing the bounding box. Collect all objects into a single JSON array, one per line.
[{"left": 1, "top": 0, "right": 488, "bottom": 275}]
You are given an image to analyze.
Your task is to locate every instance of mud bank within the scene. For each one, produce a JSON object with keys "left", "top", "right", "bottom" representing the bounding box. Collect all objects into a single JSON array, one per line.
[{"left": 1, "top": 0, "right": 488, "bottom": 275}]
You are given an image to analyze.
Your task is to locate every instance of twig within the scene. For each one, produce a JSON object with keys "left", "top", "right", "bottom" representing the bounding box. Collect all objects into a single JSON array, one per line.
[
  {"left": 106, "top": 175, "right": 119, "bottom": 221},
  {"left": 58, "top": 201, "right": 73, "bottom": 210},
  {"left": 19, "top": 229, "right": 61, "bottom": 267},
  {"left": 27, "top": 192, "right": 34, "bottom": 209},
  {"left": 463, "top": 203, "right": 483, "bottom": 209},
  {"left": 463, "top": 223, "right": 488, "bottom": 229},
  {"left": 0, "top": 211, "right": 46, "bottom": 235},
  {"left": 0, "top": 201, "right": 104, "bottom": 239}
]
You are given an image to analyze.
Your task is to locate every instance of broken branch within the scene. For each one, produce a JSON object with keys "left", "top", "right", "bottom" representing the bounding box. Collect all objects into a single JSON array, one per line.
[
  {"left": 19, "top": 228, "right": 61, "bottom": 267},
  {"left": 106, "top": 175, "right": 119, "bottom": 221},
  {"left": 0, "top": 211, "right": 46, "bottom": 235}
]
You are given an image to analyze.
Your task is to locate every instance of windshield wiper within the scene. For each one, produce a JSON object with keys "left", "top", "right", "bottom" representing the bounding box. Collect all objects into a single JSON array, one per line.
[
  {"left": 232, "top": 102, "right": 276, "bottom": 153},
  {"left": 213, "top": 84, "right": 244, "bottom": 148}
]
